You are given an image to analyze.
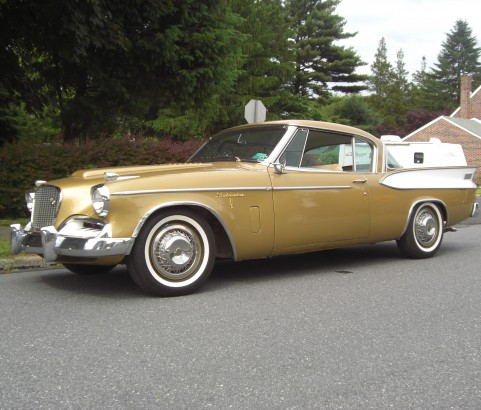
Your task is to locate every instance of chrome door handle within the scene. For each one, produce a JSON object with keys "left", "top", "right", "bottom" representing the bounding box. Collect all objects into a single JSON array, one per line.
[{"left": 353, "top": 178, "right": 367, "bottom": 183}]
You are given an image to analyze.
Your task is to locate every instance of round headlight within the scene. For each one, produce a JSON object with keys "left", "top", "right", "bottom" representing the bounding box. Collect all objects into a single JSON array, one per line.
[
  {"left": 91, "top": 185, "right": 110, "bottom": 217},
  {"left": 25, "top": 191, "right": 35, "bottom": 213}
]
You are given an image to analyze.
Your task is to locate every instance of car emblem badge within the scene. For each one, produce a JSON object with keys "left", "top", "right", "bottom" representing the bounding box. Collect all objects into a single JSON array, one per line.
[{"left": 50, "top": 197, "right": 57, "bottom": 206}]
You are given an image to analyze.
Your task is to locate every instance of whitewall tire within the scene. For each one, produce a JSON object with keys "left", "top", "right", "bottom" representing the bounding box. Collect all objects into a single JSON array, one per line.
[
  {"left": 127, "top": 210, "right": 215, "bottom": 296},
  {"left": 397, "top": 202, "right": 444, "bottom": 259}
]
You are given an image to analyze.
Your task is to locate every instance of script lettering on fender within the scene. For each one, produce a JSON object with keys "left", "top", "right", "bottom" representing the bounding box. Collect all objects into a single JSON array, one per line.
[{"left": 216, "top": 192, "right": 245, "bottom": 198}]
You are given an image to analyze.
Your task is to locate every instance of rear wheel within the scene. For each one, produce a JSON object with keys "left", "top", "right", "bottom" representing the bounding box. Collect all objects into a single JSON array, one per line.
[
  {"left": 397, "top": 202, "right": 444, "bottom": 259},
  {"left": 127, "top": 210, "right": 215, "bottom": 296},
  {"left": 63, "top": 263, "right": 116, "bottom": 275}
]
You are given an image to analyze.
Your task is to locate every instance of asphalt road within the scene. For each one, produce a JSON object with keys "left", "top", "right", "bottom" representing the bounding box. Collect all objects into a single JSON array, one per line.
[{"left": 1, "top": 223, "right": 481, "bottom": 409}]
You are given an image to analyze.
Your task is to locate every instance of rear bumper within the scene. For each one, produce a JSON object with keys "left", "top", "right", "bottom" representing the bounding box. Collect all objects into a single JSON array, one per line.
[{"left": 10, "top": 220, "right": 133, "bottom": 262}]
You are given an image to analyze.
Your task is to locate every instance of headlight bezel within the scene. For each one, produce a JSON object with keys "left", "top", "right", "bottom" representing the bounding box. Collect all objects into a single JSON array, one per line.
[
  {"left": 91, "top": 184, "right": 110, "bottom": 217},
  {"left": 25, "top": 191, "right": 35, "bottom": 213}
]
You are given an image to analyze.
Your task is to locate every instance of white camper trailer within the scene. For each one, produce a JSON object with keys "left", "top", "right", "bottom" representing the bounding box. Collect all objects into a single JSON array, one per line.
[{"left": 381, "top": 135, "right": 467, "bottom": 169}]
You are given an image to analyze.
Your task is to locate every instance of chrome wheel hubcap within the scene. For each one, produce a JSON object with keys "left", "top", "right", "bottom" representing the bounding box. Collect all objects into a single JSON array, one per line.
[
  {"left": 415, "top": 210, "right": 438, "bottom": 247},
  {"left": 150, "top": 224, "right": 201, "bottom": 280}
]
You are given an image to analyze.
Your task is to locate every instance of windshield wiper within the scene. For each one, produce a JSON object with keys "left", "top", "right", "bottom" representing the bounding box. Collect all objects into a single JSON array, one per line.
[
  {"left": 192, "top": 156, "right": 260, "bottom": 163},
  {"left": 209, "top": 156, "right": 240, "bottom": 162}
]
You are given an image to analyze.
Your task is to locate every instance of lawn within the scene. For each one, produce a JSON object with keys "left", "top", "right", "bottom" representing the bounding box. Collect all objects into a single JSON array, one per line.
[
  {"left": 0, "top": 240, "right": 11, "bottom": 259},
  {"left": 0, "top": 218, "right": 29, "bottom": 228}
]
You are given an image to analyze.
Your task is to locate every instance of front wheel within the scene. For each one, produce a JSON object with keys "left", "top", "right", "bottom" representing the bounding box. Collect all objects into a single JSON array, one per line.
[
  {"left": 127, "top": 210, "right": 216, "bottom": 296},
  {"left": 397, "top": 202, "right": 444, "bottom": 259}
]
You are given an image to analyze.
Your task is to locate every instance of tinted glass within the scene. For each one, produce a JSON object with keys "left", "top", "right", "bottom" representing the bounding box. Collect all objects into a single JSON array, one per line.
[{"left": 189, "top": 126, "right": 287, "bottom": 163}]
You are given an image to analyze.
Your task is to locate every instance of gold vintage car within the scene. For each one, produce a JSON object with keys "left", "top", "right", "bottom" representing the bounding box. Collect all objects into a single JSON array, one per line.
[{"left": 11, "top": 120, "right": 479, "bottom": 296}]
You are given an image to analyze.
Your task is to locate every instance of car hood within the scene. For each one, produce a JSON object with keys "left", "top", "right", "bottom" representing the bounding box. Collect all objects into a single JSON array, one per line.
[
  {"left": 49, "top": 161, "right": 270, "bottom": 193},
  {"left": 70, "top": 162, "right": 215, "bottom": 180},
  {"left": 42, "top": 162, "right": 270, "bottom": 224}
]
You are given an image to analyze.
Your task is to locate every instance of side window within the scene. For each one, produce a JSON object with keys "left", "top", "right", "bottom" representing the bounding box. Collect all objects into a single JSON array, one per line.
[
  {"left": 280, "top": 130, "right": 374, "bottom": 172},
  {"left": 281, "top": 130, "right": 349, "bottom": 170},
  {"left": 279, "top": 129, "right": 308, "bottom": 167},
  {"left": 354, "top": 137, "right": 374, "bottom": 172},
  {"left": 302, "top": 131, "right": 351, "bottom": 171}
]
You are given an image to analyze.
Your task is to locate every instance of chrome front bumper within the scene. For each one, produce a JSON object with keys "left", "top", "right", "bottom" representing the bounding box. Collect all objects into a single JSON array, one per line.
[{"left": 10, "top": 220, "right": 133, "bottom": 262}]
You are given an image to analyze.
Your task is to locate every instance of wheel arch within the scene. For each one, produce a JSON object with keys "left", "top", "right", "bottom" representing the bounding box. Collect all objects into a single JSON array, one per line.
[
  {"left": 131, "top": 202, "right": 236, "bottom": 260},
  {"left": 399, "top": 199, "right": 448, "bottom": 239}
]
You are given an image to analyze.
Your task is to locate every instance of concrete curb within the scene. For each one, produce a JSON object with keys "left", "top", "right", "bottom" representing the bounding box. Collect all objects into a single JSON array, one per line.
[{"left": 0, "top": 256, "right": 60, "bottom": 273}]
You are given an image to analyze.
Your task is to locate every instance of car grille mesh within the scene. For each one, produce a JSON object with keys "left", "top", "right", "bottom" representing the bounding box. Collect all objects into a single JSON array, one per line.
[{"left": 32, "top": 185, "right": 61, "bottom": 229}]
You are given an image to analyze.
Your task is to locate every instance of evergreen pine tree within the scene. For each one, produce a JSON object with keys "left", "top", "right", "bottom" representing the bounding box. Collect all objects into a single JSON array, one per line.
[
  {"left": 287, "top": 0, "right": 367, "bottom": 100},
  {"left": 368, "top": 39, "right": 412, "bottom": 131},
  {"left": 426, "top": 19, "right": 481, "bottom": 109},
  {"left": 222, "top": 0, "right": 295, "bottom": 125},
  {"left": 150, "top": 0, "right": 296, "bottom": 137},
  {"left": 412, "top": 56, "right": 428, "bottom": 87},
  {"left": 390, "top": 49, "right": 411, "bottom": 123},
  {"left": 369, "top": 37, "right": 394, "bottom": 98},
  {"left": 411, "top": 56, "right": 428, "bottom": 110}
]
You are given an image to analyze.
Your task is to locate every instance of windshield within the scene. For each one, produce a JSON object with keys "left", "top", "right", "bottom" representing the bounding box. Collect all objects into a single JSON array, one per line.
[{"left": 189, "top": 126, "right": 287, "bottom": 163}]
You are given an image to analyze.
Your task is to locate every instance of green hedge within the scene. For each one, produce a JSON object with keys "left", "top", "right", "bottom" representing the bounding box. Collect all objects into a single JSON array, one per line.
[{"left": 0, "top": 136, "right": 203, "bottom": 218}]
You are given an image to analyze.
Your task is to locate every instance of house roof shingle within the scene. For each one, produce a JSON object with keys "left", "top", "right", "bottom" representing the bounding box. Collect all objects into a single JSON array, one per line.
[
  {"left": 404, "top": 116, "right": 481, "bottom": 140},
  {"left": 446, "top": 117, "right": 481, "bottom": 138}
]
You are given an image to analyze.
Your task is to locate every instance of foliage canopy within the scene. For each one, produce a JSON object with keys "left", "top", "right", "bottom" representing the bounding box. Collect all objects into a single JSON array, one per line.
[
  {"left": 1, "top": 0, "right": 244, "bottom": 143},
  {"left": 1, "top": 0, "right": 371, "bottom": 142},
  {"left": 0, "top": 4, "right": 480, "bottom": 143}
]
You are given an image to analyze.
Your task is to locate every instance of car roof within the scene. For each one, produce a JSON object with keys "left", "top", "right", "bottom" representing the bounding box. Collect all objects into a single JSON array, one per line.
[{"left": 225, "top": 120, "right": 375, "bottom": 140}]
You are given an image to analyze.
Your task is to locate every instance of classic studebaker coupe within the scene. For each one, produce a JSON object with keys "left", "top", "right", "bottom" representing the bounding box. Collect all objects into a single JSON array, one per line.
[{"left": 11, "top": 120, "right": 479, "bottom": 295}]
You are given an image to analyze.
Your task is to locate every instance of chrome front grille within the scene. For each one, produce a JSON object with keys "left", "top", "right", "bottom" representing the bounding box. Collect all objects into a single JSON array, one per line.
[{"left": 32, "top": 185, "right": 61, "bottom": 230}]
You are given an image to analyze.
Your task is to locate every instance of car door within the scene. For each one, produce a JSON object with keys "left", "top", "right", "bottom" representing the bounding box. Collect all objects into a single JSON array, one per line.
[{"left": 269, "top": 128, "right": 373, "bottom": 251}]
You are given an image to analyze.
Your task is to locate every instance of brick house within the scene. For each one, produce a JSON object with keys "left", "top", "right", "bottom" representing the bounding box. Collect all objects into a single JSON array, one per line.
[{"left": 403, "top": 75, "right": 481, "bottom": 185}]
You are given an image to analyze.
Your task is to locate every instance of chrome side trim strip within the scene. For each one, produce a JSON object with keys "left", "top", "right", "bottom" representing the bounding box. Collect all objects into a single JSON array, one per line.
[
  {"left": 273, "top": 186, "right": 352, "bottom": 191},
  {"left": 112, "top": 187, "right": 272, "bottom": 196},
  {"left": 282, "top": 166, "right": 342, "bottom": 173},
  {"left": 113, "top": 185, "right": 353, "bottom": 196}
]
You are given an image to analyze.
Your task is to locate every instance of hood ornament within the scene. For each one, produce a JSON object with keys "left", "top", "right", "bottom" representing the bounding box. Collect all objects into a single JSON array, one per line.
[
  {"left": 104, "top": 172, "right": 139, "bottom": 182},
  {"left": 104, "top": 172, "right": 119, "bottom": 182}
]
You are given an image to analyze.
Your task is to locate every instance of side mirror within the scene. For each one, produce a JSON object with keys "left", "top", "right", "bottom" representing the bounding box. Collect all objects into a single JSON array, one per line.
[{"left": 273, "top": 162, "right": 286, "bottom": 175}]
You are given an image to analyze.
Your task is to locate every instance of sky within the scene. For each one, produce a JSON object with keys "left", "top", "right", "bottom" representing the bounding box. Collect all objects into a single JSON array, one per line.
[{"left": 336, "top": 0, "right": 481, "bottom": 79}]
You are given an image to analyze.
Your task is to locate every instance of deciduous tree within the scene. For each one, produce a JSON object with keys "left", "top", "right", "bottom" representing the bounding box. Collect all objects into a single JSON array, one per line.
[{"left": 0, "top": 0, "right": 244, "bottom": 143}]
